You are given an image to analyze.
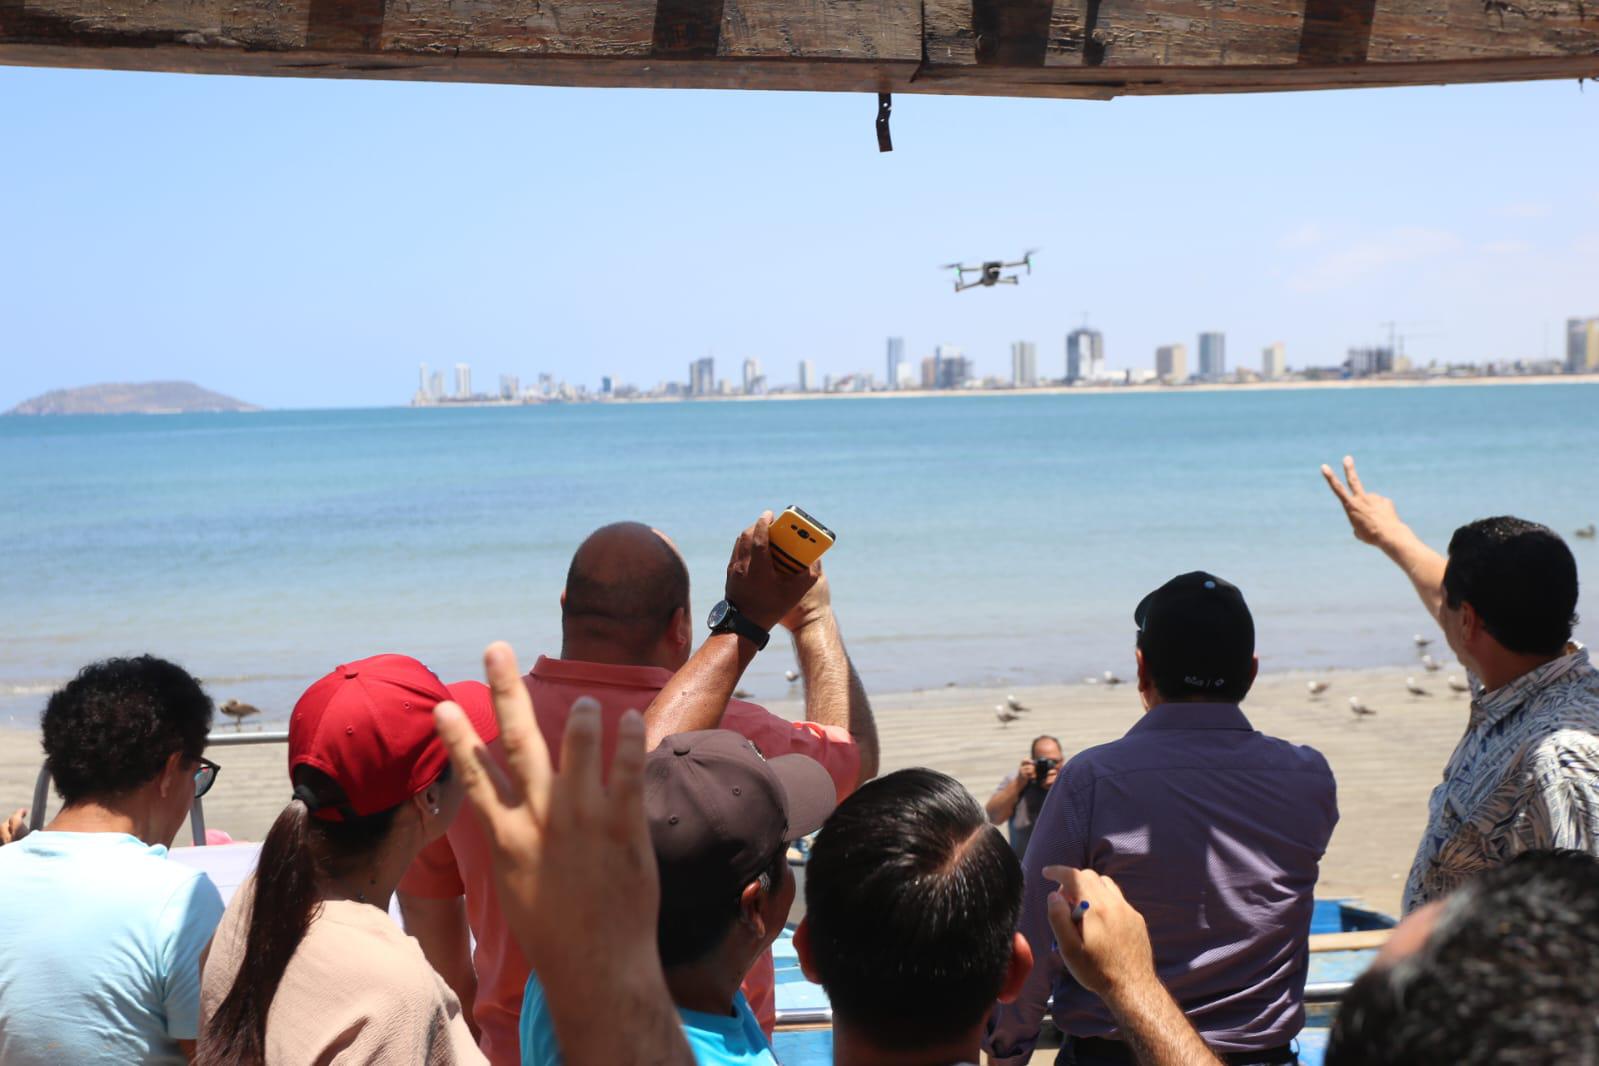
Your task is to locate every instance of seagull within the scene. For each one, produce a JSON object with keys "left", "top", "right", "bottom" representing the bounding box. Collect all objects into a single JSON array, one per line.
[
  {"left": 1421, "top": 654, "right": 1442, "bottom": 673},
  {"left": 733, "top": 688, "right": 754, "bottom": 699},
  {"left": 1006, "top": 694, "right": 1029, "bottom": 713},
  {"left": 1575, "top": 524, "right": 1596, "bottom": 539},
  {"left": 220, "top": 699, "right": 260, "bottom": 731},
  {"left": 1102, "top": 671, "right": 1124, "bottom": 686},
  {"left": 1448, "top": 676, "right": 1471, "bottom": 694},
  {"left": 784, "top": 669, "right": 799, "bottom": 683},
  {"left": 1307, "top": 680, "right": 1330, "bottom": 697},
  {"left": 1414, "top": 634, "right": 1433, "bottom": 649},
  {"left": 1405, "top": 677, "right": 1432, "bottom": 697},
  {"left": 995, "top": 706, "right": 1020, "bottom": 726},
  {"left": 1349, "top": 697, "right": 1377, "bottom": 719}
]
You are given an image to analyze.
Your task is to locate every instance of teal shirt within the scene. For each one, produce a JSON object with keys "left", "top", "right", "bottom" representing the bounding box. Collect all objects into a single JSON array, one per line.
[
  {"left": 521, "top": 971, "right": 778, "bottom": 1066},
  {"left": 0, "top": 831, "right": 224, "bottom": 1064}
]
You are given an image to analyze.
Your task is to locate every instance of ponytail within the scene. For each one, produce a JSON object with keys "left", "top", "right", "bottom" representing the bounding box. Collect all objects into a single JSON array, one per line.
[{"left": 200, "top": 769, "right": 399, "bottom": 1065}]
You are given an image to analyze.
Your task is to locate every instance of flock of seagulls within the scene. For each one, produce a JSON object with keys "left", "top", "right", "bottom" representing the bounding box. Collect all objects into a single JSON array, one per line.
[
  {"left": 1303, "top": 630, "right": 1474, "bottom": 722},
  {"left": 1082, "top": 671, "right": 1123, "bottom": 686},
  {"left": 994, "top": 694, "right": 1030, "bottom": 726}
]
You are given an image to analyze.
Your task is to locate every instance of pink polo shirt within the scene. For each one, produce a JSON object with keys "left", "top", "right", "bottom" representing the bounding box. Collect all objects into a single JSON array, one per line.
[{"left": 399, "top": 656, "right": 861, "bottom": 1066}]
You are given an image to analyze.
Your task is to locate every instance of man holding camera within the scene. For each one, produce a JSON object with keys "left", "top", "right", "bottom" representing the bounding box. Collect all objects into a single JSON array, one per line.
[{"left": 987, "top": 735, "right": 1064, "bottom": 856}]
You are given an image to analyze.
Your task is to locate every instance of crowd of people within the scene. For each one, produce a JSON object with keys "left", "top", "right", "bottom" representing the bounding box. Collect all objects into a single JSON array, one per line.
[{"left": 0, "top": 456, "right": 1596, "bottom": 1066}]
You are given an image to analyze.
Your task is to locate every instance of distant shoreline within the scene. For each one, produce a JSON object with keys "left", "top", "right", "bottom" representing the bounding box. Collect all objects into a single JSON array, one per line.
[{"left": 410, "top": 372, "right": 1599, "bottom": 410}]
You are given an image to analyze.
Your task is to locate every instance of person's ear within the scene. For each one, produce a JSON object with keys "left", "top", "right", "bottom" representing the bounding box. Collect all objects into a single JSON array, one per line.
[
  {"left": 669, "top": 606, "right": 691, "bottom": 650},
  {"left": 559, "top": 589, "right": 567, "bottom": 610},
  {"left": 740, "top": 877, "right": 768, "bottom": 938},
  {"left": 1459, "top": 601, "right": 1480, "bottom": 642},
  {"left": 793, "top": 918, "right": 822, "bottom": 984},
  {"left": 1247, "top": 655, "right": 1260, "bottom": 687},
  {"left": 158, "top": 751, "right": 188, "bottom": 799},
  {"left": 997, "top": 931, "right": 1035, "bottom": 1004}
]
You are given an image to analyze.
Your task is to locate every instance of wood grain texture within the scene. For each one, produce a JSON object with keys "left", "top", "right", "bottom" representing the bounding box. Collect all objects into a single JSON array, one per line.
[{"left": 3, "top": 0, "right": 1598, "bottom": 97}]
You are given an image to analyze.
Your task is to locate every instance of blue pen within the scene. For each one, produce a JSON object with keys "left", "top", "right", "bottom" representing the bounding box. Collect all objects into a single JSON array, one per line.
[{"left": 1072, "top": 900, "right": 1090, "bottom": 922}]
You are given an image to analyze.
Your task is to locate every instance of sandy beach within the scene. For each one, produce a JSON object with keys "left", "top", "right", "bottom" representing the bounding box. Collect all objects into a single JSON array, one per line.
[{"left": 0, "top": 662, "right": 1467, "bottom": 918}]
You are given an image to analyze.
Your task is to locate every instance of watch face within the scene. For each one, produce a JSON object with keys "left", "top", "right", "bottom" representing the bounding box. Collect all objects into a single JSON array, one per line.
[{"left": 707, "top": 600, "right": 730, "bottom": 628}]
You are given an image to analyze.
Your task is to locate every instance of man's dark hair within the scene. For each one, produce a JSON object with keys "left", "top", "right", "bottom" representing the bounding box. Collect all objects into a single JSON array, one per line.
[
  {"left": 1443, "top": 517, "right": 1578, "bottom": 655},
  {"left": 1327, "top": 850, "right": 1599, "bottom": 1066},
  {"left": 562, "top": 522, "right": 690, "bottom": 657},
  {"left": 804, "top": 768, "right": 1023, "bottom": 1048},
  {"left": 656, "top": 846, "right": 785, "bottom": 969},
  {"left": 42, "top": 656, "right": 213, "bottom": 806}
]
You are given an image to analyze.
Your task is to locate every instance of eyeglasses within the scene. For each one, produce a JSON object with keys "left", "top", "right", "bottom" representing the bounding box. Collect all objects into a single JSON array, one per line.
[{"left": 194, "top": 757, "right": 221, "bottom": 799}]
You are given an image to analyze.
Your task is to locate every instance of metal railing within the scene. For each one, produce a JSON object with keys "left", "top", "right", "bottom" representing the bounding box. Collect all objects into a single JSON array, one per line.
[{"left": 29, "top": 729, "right": 290, "bottom": 847}]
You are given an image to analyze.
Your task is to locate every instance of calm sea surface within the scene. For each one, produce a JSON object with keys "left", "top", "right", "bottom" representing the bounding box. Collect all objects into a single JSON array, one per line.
[{"left": 3, "top": 385, "right": 1596, "bottom": 725}]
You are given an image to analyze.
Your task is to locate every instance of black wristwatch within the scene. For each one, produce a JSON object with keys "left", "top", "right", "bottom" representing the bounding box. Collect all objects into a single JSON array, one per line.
[{"left": 707, "top": 599, "right": 771, "bottom": 651}]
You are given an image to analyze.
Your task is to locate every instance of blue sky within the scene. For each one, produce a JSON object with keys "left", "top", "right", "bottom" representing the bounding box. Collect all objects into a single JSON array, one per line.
[{"left": 1, "top": 66, "right": 1595, "bottom": 409}]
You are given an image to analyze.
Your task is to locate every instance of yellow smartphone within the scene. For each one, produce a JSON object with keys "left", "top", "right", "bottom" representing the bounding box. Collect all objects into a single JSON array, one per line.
[{"left": 769, "top": 506, "right": 836, "bottom": 575}]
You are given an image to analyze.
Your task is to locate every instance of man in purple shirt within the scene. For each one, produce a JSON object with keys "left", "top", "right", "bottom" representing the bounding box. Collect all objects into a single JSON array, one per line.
[{"left": 986, "top": 572, "right": 1338, "bottom": 1065}]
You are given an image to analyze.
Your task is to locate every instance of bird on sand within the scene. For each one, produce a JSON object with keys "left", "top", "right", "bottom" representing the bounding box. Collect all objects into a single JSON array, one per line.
[
  {"left": 1102, "top": 671, "right": 1124, "bottom": 686},
  {"left": 1349, "top": 697, "right": 1377, "bottom": 719},
  {"left": 1414, "top": 634, "right": 1433, "bottom": 649},
  {"left": 1006, "top": 694, "right": 1029, "bottom": 713},
  {"left": 1307, "top": 680, "right": 1330, "bottom": 697},
  {"left": 220, "top": 699, "right": 260, "bottom": 731},
  {"left": 995, "top": 706, "right": 1020, "bottom": 726},
  {"left": 1421, "top": 654, "right": 1442, "bottom": 673},
  {"left": 1405, "top": 677, "right": 1432, "bottom": 697},
  {"left": 1447, "top": 676, "right": 1471, "bottom": 694},
  {"left": 784, "top": 669, "right": 799, "bottom": 683},
  {"left": 734, "top": 688, "right": 754, "bottom": 699}
]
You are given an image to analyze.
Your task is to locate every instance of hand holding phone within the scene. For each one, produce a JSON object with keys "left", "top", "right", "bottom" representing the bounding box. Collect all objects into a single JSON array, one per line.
[{"left": 768, "top": 506, "right": 836, "bottom": 575}]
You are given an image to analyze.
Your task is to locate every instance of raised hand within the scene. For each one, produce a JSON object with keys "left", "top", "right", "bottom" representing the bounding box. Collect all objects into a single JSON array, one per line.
[
  {"left": 434, "top": 642, "right": 691, "bottom": 1066},
  {"left": 1, "top": 808, "right": 28, "bottom": 845},
  {"left": 1320, "top": 455, "right": 1407, "bottom": 548},
  {"left": 725, "top": 511, "right": 820, "bottom": 631},
  {"left": 1044, "top": 865, "right": 1156, "bottom": 997}
]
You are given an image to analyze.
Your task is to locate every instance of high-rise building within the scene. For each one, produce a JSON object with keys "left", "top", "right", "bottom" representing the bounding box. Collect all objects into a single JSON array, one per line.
[
  {"left": 429, "top": 370, "right": 446, "bottom": 401},
  {"left": 454, "top": 363, "right": 472, "bottom": 399},
  {"left": 418, "top": 363, "right": 431, "bottom": 398},
  {"left": 600, "top": 375, "right": 614, "bottom": 395},
  {"left": 1568, "top": 317, "right": 1599, "bottom": 372},
  {"left": 499, "top": 374, "right": 520, "bottom": 400},
  {"left": 920, "top": 356, "right": 937, "bottom": 389},
  {"left": 1066, "top": 328, "right": 1104, "bottom": 383},
  {"left": 1261, "top": 342, "right": 1286, "bottom": 380},
  {"left": 797, "top": 360, "right": 816, "bottom": 392},
  {"left": 742, "top": 358, "right": 763, "bottom": 395},
  {"left": 1197, "top": 332, "right": 1226, "bottom": 380},
  {"left": 933, "top": 345, "right": 971, "bottom": 389},
  {"left": 1011, "top": 341, "right": 1038, "bottom": 387},
  {"left": 1345, "top": 346, "right": 1395, "bottom": 377},
  {"left": 1155, "top": 344, "right": 1188, "bottom": 383},
  {"left": 886, "top": 337, "right": 906, "bottom": 391},
  {"left": 690, "top": 357, "right": 715, "bottom": 396}
]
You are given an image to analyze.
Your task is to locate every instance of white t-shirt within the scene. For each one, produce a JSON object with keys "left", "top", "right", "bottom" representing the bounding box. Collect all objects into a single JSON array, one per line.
[{"left": 0, "top": 830, "right": 225, "bottom": 1064}]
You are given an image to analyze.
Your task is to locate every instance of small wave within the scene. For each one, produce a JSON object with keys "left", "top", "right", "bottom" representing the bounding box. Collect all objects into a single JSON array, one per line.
[{"left": 2, "top": 683, "right": 59, "bottom": 696}]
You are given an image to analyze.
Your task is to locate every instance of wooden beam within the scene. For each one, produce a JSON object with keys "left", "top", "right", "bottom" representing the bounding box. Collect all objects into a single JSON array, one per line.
[{"left": 2, "top": 0, "right": 1597, "bottom": 98}]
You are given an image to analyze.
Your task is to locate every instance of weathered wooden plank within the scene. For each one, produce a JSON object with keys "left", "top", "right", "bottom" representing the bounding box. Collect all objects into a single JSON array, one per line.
[{"left": 3, "top": 0, "right": 1598, "bottom": 97}]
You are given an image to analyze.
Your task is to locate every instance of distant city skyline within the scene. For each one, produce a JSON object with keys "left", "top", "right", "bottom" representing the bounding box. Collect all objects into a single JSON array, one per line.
[{"left": 3, "top": 69, "right": 1597, "bottom": 410}]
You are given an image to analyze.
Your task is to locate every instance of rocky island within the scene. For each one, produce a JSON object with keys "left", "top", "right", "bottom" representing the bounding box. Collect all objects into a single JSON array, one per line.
[{"left": 7, "top": 381, "right": 260, "bottom": 415}]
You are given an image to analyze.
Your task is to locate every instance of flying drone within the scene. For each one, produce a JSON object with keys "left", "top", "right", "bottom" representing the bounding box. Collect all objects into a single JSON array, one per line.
[{"left": 941, "top": 249, "right": 1038, "bottom": 292}]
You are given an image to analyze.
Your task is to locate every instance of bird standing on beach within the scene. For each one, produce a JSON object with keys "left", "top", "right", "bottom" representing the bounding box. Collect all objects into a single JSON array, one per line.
[
  {"left": 1349, "top": 697, "right": 1377, "bottom": 719},
  {"left": 1448, "top": 676, "right": 1471, "bottom": 695},
  {"left": 1421, "top": 654, "right": 1442, "bottom": 673},
  {"left": 1006, "top": 694, "right": 1029, "bottom": 713},
  {"left": 1307, "top": 680, "right": 1330, "bottom": 698},
  {"left": 1102, "top": 671, "right": 1123, "bottom": 686},
  {"left": 1405, "top": 677, "right": 1432, "bottom": 697},
  {"left": 220, "top": 699, "right": 259, "bottom": 731},
  {"left": 784, "top": 669, "right": 799, "bottom": 683},
  {"left": 1413, "top": 634, "right": 1433, "bottom": 649},
  {"left": 995, "top": 706, "right": 1020, "bottom": 726}
]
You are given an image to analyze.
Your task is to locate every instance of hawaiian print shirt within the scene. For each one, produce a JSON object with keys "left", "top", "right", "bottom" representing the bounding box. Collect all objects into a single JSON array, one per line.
[{"left": 1403, "top": 645, "right": 1599, "bottom": 913}]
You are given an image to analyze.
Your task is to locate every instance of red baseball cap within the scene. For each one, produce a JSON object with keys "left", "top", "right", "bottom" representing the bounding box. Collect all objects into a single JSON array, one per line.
[{"left": 289, "top": 655, "right": 498, "bottom": 820}]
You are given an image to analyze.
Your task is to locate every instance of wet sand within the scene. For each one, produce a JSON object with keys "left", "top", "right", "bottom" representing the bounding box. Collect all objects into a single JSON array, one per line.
[{"left": 0, "top": 663, "right": 1468, "bottom": 917}]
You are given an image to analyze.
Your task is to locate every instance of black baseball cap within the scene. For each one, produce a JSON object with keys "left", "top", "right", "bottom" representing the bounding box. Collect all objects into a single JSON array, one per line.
[
  {"left": 1134, "top": 571, "right": 1255, "bottom": 697},
  {"left": 646, "top": 730, "right": 837, "bottom": 909}
]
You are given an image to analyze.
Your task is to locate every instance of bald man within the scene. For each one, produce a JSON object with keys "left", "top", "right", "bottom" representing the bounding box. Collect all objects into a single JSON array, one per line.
[{"left": 399, "top": 517, "right": 878, "bottom": 1065}]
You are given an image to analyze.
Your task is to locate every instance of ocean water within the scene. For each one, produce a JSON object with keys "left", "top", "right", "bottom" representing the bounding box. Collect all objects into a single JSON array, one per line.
[{"left": 3, "top": 385, "right": 1596, "bottom": 726}]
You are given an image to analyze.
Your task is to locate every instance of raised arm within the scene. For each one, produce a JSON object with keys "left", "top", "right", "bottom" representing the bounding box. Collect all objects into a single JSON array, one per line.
[
  {"left": 1045, "top": 866, "right": 1223, "bottom": 1066},
  {"left": 434, "top": 644, "right": 694, "bottom": 1066},
  {"left": 781, "top": 572, "right": 880, "bottom": 785},
  {"left": 986, "top": 762, "right": 1035, "bottom": 825},
  {"left": 643, "top": 512, "right": 818, "bottom": 748},
  {"left": 1321, "top": 455, "right": 1448, "bottom": 622}
]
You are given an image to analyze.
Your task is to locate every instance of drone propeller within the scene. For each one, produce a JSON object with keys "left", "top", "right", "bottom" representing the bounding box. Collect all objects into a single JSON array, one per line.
[{"left": 1022, "top": 248, "right": 1040, "bottom": 273}]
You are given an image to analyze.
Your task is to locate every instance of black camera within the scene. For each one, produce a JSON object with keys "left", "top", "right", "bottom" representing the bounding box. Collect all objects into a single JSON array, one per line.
[{"left": 1033, "top": 757, "right": 1059, "bottom": 781}]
